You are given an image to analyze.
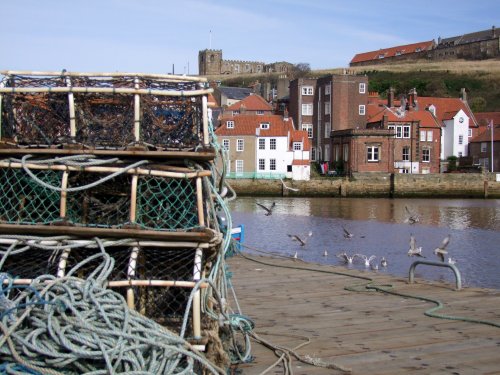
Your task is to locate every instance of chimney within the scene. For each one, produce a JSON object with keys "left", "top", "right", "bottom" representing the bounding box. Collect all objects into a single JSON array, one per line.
[
  {"left": 460, "top": 87, "right": 467, "bottom": 102},
  {"left": 388, "top": 87, "right": 395, "bottom": 108},
  {"left": 493, "top": 25, "right": 496, "bottom": 38},
  {"left": 408, "top": 88, "right": 418, "bottom": 110},
  {"left": 284, "top": 109, "right": 289, "bottom": 121},
  {"left": 383, "top": 114, "right": 388, "bottom": 128}
]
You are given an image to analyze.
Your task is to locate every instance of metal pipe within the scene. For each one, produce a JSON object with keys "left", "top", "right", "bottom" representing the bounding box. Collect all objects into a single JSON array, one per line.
[{"left": 408, "top": 260, "right": 462, "bottom": 290}]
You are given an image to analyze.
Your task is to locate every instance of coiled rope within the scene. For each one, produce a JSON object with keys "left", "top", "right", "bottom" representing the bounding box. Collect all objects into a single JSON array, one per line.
[{"left": 0, "top": 237, "right": 226, "bottom": 374}]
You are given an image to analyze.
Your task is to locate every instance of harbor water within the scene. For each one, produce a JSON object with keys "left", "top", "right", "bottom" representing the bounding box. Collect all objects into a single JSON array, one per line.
[{"left": 229, "top": 197, "right": 500, "bottom": 289}]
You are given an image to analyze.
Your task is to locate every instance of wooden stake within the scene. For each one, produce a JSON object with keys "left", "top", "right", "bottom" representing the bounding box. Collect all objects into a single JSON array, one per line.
[
  {"left": 196, "top": 177, "right": 205, "bottom": 227},
  {"left": 202, "top": 95, "right": 209, "bottom": 146},
  {"left": 59, "top": 171, "right": 69, "bottom": 219},
  {"left": 134, "top": 77, "right": 141, "bottom": 142},
  {"left": 130, "top": 175, "right": 138, "bottom": 223},
  {"left": 192, "top": 248, "right": 203, "bottom": 339},
  {"left": 127, "top": 247, "right": 140, "bottom": 310}
]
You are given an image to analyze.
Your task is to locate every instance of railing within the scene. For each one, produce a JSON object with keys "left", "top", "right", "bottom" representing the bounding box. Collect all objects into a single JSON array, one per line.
[
  {"left": 226, "top": 172, "right": 286, "bottom": 179},
  {"left": 408, "top": 260, "right": 462, "bottom": 290}
]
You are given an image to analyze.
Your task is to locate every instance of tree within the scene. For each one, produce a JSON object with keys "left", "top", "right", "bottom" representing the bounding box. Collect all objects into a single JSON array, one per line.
[{"left": 290, "top": 63, "right": 311, "bottom": 79}]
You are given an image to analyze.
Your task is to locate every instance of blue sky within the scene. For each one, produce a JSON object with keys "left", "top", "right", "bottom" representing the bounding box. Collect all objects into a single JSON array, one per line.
[{"left": 1, "top": 0, "right": 498, "bottom": 75}]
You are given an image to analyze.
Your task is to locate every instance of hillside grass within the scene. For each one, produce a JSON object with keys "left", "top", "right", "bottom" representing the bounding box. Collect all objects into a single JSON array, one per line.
[{"left": 213, "top": 59, "right": 500, "bottom": 112}]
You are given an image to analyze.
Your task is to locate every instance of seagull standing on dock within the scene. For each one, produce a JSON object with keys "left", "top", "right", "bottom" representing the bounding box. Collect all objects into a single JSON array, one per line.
[
  {"left": 434, "top": 234, "right": 451, "bottom": 262},
  {"left": 355, "top": 254, "right": 377, "bottom": 267},
  {"left": 256, "top": 202, "right": 276, "bottom": 216},
  {"left": 287, "top": 231, "right": 312, "bottom": 246},
  {"left": 336, "top": 251, "right": 356, "bottom": 264},
  {"left": 408, "top": 234, "right": 425, "bottom": 257},
  {"left": 404, "top": 206, "right": 420, "bottom": 225},
  {"left": 280, "top": 178, "right": 299, "bottom": 192}
]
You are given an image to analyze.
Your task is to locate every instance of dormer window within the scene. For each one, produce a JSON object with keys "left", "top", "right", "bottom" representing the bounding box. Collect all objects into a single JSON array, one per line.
[
  {"left": 293, "top": 142, "right": 302, "bottom": 151},
  {"left": 378, "top": 54, "right": 385, "bottom": 59},
  {"left": 395, "top": 51, "right": 402, "bottom": 56},
  {"left": 415, "top": 47, "right": 422, "bottom": 52},
  {"left": 427, "top": 104, "right": 436, "bottom": 116},
  {"left": 232, "top": 110, "right": 240, "bottom": 116},
  {"left": 226, "top": 120, "right": 234, "bottom": 129},
  {"left": 260, "top": 122, "right": 270, "bottom": 129},
  {"left": 257, "top": 110, "right": 264, "bottom": 115}
]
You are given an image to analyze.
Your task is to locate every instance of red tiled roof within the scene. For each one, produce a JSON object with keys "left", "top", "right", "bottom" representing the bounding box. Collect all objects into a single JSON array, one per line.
[
  {"left": 469, "top": 125, "right": 500, "bottom": 143},
  {"left": 226, "top": 94, "right": 273, "bottom": 112},
  {"left": 350, "top": 41, "right": 434, "bottom": 64},
  {"left": 215, "top": 114, "right": 294, "bottom": 137},
  {"left": 417, "top": 97, "right": 478, "bottom": 127},
  {"left": 290, "top": 130, "right": 311, "bottom": 151},
  {"left": 367, "top": 106, "right": 441, "bottom": 128},
  {"left": 474, "top": 112, "right": 500, "bottom": 127}
]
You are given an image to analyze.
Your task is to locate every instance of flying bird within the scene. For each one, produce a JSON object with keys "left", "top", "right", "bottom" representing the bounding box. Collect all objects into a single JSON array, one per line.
[
  {"left": 404, "top": 206, "right": 420, "bottom": 225},
  {"left": 408, "top": 234, "right": 425, "bottom": 257},
  {"left": 336, "top": 251, "right": 356, "bottom": 264},
  {"left": 256, "top": 202, "right": 276, "bottom": 216},
  {"left": 280, "top": 178, "right": 299, "bottom": 192},
  {"left": 355, "top": 254, "right": 377, "bottom": 267},
  {"left": 434, "top": 234, "right": 451, "bottom": 262},
  {"left": 288, "top": 231, "right": 313, "bottom": 246},
  {"left": 342, "top": 226, "right": 354, "bottom": 239}
]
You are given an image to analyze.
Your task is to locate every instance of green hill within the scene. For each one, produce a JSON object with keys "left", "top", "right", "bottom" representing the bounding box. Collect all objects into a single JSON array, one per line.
[{"left": 214, "top": 59, "right": 500, "bottom": 112}]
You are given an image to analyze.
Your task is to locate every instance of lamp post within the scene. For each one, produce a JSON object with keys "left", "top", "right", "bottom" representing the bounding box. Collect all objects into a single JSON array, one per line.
[{"left": 490, "top": 119, "right": 494, "bottom": 173}]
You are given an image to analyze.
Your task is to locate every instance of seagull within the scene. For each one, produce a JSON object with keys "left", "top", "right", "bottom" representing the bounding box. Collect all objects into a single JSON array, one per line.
[
  {"left": 380, "top": 257, "right": 388, "bottom": 267},
  {"left": 336, "top": 251, "right": 356, "bottom": 264},
  {"left": 408, "top": 234, "right": 425, "bottom": 257},
  {"left": 434, "top": 234, "right": 451, "bottom": 262},
  {"left": 287, "top": 231, "right": 312, "bottom": 246},
  {"left": 342, "top": 226, "right": 354, "bottom": 239},
  {"left": 370, "top": 261, "right": 379, "bottom": 271},
  {"left": 280, "top": 178, "right": 299, "bottom": 192},
  {"left": 293, "top": 251, "right": 298, "bottom": 259},
  {"left": 323, "top": 250, "right": 328, "bottom": 257},
  {"left": 447, "top": 257, "right": 457, "bottom": 265},
  {"left": 355, "top": 254, "right": 377, "bottom": 267},
  {"left": 404, "top": 206, "right": 420, "bottom": 224},
  {"left": 256, "top": 202, "right": 276, "bottom": 216}
]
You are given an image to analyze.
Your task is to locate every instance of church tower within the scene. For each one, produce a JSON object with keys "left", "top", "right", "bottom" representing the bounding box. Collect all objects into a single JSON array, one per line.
[{"left": 198, "top": 49, "right": 223, "bottom": 76}]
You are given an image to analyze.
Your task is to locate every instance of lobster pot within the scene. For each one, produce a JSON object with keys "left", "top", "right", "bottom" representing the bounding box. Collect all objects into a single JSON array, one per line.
[
  {"left": 0, "top": 161, "right": 212, "bottom": 232},
  {"left": 1, "top": 73, "right": 209, "bottom": 150},
  {"left": 0, "top": 240, "right": 207, "bottom": 335}
]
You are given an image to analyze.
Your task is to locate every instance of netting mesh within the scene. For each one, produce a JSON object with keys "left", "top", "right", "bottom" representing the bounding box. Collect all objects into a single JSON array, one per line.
[
  {"left": 1, "top": 75, "right": 205, "bottom": 150},
  {"left": 0, "top": 164, "right": 202, "bottom": 231},
  {"left": 0, "top": 242, "right": 205, "bottom": 334}
]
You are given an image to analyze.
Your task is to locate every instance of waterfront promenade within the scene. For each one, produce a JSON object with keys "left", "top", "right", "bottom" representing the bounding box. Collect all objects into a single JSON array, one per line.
[{"left": 228, "top": 254, "right": 500, "bottom": 374}]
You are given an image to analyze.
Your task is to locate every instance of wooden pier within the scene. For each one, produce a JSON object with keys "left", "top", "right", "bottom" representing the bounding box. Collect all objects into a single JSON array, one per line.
[{"left": 227, "top": 254, "right": 500, "bottom": 374}]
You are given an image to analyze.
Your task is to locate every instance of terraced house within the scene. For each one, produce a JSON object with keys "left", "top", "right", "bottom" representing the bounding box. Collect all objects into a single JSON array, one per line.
[{"left": 215, "top": 114, "right": 310, "bottom": 180}]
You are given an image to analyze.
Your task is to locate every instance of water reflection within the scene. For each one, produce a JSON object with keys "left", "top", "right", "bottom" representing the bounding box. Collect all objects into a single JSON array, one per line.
[{"left": 229, "top": 197, "right": 500, "bottom": 289}]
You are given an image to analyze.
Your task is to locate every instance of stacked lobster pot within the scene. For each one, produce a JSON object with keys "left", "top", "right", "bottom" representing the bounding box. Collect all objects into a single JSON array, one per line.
[{"left": 0, "top": 71, "right": 236, "bottom": 372}]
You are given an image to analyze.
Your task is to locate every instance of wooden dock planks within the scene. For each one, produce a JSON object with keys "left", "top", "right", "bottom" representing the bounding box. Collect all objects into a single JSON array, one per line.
[{"left": 227, "top": 254, "right": 500, "bottom": 374}]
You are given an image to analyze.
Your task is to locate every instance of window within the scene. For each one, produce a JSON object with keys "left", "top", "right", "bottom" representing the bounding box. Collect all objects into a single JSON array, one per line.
[
  {"left": 420, "top": 130, "right": 426, "bottom": 141},
  {"left": 258, "top": 159, "right": 265, "bottom": 171},
  {"left": 343, "top": 145, "right": 349, "bottom": 162},
  {"left": 396, "top": 126, "right": 402, "bottom": 138},
  {"left": 302, "top": 86, "right": 314, "bottom": 95},
  {"left": 270, "top": 138, "right": 276, "bottom": 150},
  {"left": 458, "top": 135, "right": 463, "bottom": 145},
  {"left": 324, "top": 102, "right": 331, "bottom": 115},
  {"left": 359, "top": 105, "right": 366, "bottom": 115},
  {"left": 311, "top": 147, "right": 316, "bottom": 161},
  {"left": 226, "top": 120, "right": 234, "bottom": 129},
  {"left": 232, "top": 110, "right": 240, "bottom": 116},
  {"left": 378, "top": 54, "right": 385, "bottom": 59},
  {"left": 334, "top": 145, "right": 340, "bottom": 161},
  {"left": 234, "top": 64, "right": 240, "bottom": 73},
  {"left": 402, "top": 146, "right": 410, "bottom": 161},
  {"left": 236, "top": 139, "right": 244, "bottom": 152},
  {"left": 260, "top": 122, "right": 269, "bottom": 129},
  {"left": 236, "top": 160, "right": 243, "bottom": 174},
  {"left": 427, "top": 131, "right": 433, "bottom": 142},
  {"left": 325, "top": 84, "right": 331, "bottom": 95},
  {"left": 468, "top": 129, "right": 472, "bottom": 137},
  {"left": 324, "top": 122, "right": 331, "bottom": 138},
  {"left": 302, "top": 124, "right": 313, "bottom": 138},
  {"left": 270, "top": 159, "right": 276, "bottom": 170},
  {"left": 367, "top": 146, "right": 379, "bottom": 162},
  {"left": 258, "top": 138, "right": 265, "bottom": 150},
  {"left": 257, "top": 110, "right": 264, "bottom": 115},
  {"left": 324, "top": 145, "right": 330, "bottom": 162},
  {"left": 293, "top": 142, "right": 302, "bottom": 151},
  {"left": 222, "top": 139, "right": 229, "bottom": 150},
  {"left": 359, "top": 83, "right": 366, "bottom": 94},
  {"left": 415, "top": 47, "right": 421, "bottom": 52},
  {"left": 403, "top": 126, "right": 410, "bottom": 138},
  {"left": 301, "top": 103, "right": 313, "bottom": 116},
  {"left": 481, "top": 142, "right": 487, "bottom": 152},
  {"left": 422, "top": 148, "right": 430, "bottom": 162}
]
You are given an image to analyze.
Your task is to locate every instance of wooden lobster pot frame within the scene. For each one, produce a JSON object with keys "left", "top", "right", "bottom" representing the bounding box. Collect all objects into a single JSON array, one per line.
[
  {"left": 0, "top": 237, "right": 216, "bottom": 340},
  {"left": 0, "top": 71, "right": 212, "bottom": 154},
  {"left": 0, "top": 160, "right": 215, "bottom": 236}
]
